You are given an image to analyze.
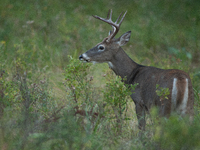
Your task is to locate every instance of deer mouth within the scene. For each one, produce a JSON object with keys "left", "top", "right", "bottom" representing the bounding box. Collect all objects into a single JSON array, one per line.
[{"left": 79, "top": 54, "right": 91, "bottom": 62}]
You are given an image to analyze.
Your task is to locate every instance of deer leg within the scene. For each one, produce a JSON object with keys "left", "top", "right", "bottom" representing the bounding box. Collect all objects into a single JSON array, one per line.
[{"left": 136, "top": 103, "right": 146, "bottom": 131}]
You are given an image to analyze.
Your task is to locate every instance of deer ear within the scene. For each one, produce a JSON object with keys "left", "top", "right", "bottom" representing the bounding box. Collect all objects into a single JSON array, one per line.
[{"left": 117, "top": 31, "right": 131, "bottom": 46}]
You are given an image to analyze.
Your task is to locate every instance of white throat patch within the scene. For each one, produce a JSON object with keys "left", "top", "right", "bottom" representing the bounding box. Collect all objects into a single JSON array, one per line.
[{"left": 108, "top": 62, "right": 114, "bottom": 69}]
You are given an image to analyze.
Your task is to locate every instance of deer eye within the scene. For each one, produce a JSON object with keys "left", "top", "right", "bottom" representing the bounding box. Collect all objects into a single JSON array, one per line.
[{"left": 98, "top": 45, "right": 105, "bottom": 51}]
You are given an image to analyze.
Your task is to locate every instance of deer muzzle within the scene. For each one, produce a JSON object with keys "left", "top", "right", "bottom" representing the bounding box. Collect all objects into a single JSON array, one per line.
[{"left": 79, "top": 54, "right": 91, "bottom": 62}]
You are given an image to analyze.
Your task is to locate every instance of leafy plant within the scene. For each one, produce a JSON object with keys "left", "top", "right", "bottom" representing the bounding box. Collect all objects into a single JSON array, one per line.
[
  {"left": 153, "top": 115, "right": 200, "bottom": 150},
  {"left": 103, "top": 74, "right": 138, "bottom": 133},
  {"left": 64, "top": 55, "right": 103, "bottom": 134},
  {"left": 156, "top": 84, "right": 170, "bottom": 105},
  {"left": 64, "top": 55, "right": 92, "bottom": 105}
]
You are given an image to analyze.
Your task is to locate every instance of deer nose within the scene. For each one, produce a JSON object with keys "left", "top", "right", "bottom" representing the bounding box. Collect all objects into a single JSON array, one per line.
[{"left": 79, "top": 54, "right": 83, "bottom": 60}]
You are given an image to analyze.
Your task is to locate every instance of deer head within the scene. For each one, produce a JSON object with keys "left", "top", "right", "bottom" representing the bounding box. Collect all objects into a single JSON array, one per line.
[{"left": 79, "top": 10, "right": 131, "bottom": 65}]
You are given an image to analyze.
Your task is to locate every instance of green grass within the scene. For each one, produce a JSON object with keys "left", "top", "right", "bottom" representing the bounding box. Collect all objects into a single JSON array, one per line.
[{"left": 0, "top": 0, "right": 200, "bottom": 149}]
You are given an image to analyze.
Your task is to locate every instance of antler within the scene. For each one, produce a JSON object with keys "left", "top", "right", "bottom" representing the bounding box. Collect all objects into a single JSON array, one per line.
[{"left": 93, "top": 9, "right": 127, "bottom": 42}]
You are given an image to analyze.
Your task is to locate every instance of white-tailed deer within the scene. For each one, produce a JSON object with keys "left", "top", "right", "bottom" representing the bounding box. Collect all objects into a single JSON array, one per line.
[{"left": 79, "top": 10, "right": 194, "bottom": 131}]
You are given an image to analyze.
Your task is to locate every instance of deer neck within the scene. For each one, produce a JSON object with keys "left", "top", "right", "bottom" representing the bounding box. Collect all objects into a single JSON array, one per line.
[{"left": 108, "top": 48, "right": 138, "bottom": 80}]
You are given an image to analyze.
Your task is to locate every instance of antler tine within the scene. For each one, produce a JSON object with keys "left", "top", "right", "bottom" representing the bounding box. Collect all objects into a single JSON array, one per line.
[
  {"left": 118, "top": 11, "right": 127, "bottom": 26},
  {"left": 115, "top": 11, "right": 124, "bottom": 24},
  {"left": 106, "top": 9, "right": 112, "bottom": 20},
  {"left": 92, "top": 9, "right": 127, "bottom": 42},
  {"left": 92, "top": 9, "right": 112, "bottom": 22},
  {"left": 108, "top": 10, "right": 127, "bottom": 41}
]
